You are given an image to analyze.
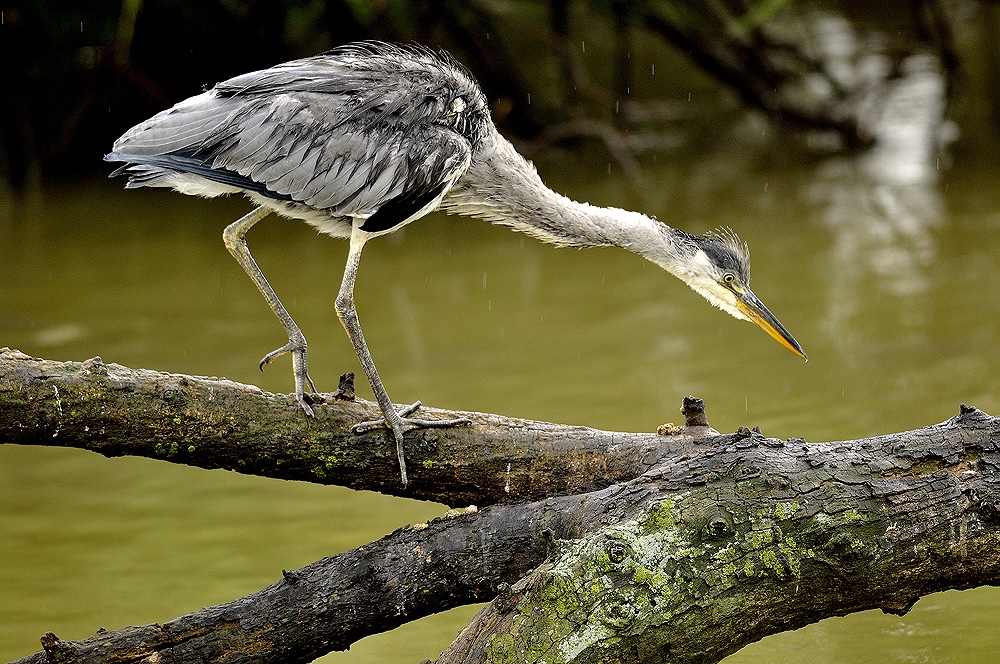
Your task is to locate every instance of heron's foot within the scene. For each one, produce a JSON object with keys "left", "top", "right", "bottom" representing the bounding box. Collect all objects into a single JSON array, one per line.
[
  {"left": 259, "top": 342, "right": 317, "bottom": 390},
  {"left": 260, "top": 340, "right": 318, "bottom": 417},
  {"left": 351, "top": 401, "right": 471, "bottom": 435},
  {"left": 295, "top": 390, "right": 316, "bottom": 418},
  {"left": 353, "top": 402, "right": 470, "bottom": 487}
]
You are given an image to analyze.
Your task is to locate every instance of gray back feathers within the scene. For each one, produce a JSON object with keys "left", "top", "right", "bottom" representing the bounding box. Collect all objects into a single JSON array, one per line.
[{"left": 106, "top": 42, "right": 491, "bottom": 229}]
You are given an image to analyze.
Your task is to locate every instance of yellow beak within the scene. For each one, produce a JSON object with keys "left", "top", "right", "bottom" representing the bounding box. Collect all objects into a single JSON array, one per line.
[{"left": 734, "top": 287, "right": 806, "bottom": 359}]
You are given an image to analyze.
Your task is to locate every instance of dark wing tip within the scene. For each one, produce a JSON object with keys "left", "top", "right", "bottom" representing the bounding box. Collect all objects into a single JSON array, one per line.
[{"left": 105, "top": 153, "right": 128, "bottom": 178}]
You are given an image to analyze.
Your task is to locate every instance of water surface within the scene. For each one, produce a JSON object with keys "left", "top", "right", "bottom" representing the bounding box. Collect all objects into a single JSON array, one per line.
[{"left": 2, "top": 141, "right": 999, "bottom": 662}]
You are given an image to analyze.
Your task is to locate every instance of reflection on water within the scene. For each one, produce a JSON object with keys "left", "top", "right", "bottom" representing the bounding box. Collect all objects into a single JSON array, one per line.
[
  {"left": 2, "top": 137, "right": 1000, "bottom": 662},
  {"left": 808, "top": 150, "right": 943, "bottom": 353},
  {"left": 804, "top": 49, "right": 955, "bottom": 391}
]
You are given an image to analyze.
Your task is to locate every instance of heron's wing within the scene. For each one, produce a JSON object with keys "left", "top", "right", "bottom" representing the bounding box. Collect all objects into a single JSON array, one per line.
[
  {"left": 207, "top": 91, "right": 472, "bottom": 225},
  {"left": 107, "top": 47, "right": 483, "bottom": 229}
]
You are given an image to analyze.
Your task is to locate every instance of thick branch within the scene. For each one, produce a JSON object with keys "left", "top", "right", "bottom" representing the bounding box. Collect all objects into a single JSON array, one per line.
[
  {"left": 439, "top": 406, "right": 1000, "bottom": 663},
  {"left": 6, "top": 351, "right": 1000, "bottom": 664},
  {"left": 0, "top": 348, "right": 709, "bottom": 507},
  {"left": 10, "top": 496, "right": 581, "bottom": 664}
]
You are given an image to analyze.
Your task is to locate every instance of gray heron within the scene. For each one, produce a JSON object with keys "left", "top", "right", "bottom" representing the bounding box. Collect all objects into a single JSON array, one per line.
[{"left": 106, "top": 42, "right": 805, "bottom": 486}]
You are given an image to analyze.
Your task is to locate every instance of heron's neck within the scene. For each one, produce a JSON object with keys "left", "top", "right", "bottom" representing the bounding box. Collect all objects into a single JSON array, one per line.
[{"left": 442, "top": 131, "right": 693, "bottom": 277}]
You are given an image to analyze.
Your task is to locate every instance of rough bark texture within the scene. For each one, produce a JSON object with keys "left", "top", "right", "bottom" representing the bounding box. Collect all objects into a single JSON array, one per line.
[
  {"left": 4, "top": 349, "right": 1000, "bottom": 664},
  {"left": 0, "top": 348, "right": 710, "bottom": 507},
  {"left": 11, "top": 500, "right": 563, "bottom": 664},
  {"left": 437, "top": 405, "right": 1000, "bottom": 663}
]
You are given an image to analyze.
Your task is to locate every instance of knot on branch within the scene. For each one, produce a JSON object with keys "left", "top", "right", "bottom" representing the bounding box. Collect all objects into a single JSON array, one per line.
[
  {"left": 604, "top": 539, "right": 631, "bottom": 564},
  {"left": 81, "top": 356, "right": 107, "bottom": 375},
  {"left": 703, "top": 512, "right": 735, "bottom": 540},
  {"left": 973, "top": 488, "right": 1000, "bottom": 524},
  {"left": 681, "top": 396, "right": 709, "bottom": 427},
  {"left": 953, "top": 403, "right": 989, "bottom": 426},
  {"left": 40, "top": 632, "right": 60, "bottom": 653}
]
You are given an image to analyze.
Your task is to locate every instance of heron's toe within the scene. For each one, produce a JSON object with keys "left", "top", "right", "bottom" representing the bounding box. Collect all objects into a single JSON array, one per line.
[
  {"left": 351, "top": 402, "right": 471, "bottom": 435},
  {"left": 296, "top": 392, "right": 316, "bottom": 417}
]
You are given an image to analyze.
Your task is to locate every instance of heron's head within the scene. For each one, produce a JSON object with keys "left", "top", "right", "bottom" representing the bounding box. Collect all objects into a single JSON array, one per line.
[{"left": 677, "top": 229, "right": 806, "bottom": 358}]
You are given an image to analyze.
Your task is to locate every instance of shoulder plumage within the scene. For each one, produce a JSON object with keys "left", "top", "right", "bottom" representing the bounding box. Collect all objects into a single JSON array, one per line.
[{"left": 213, "top": 41, "right": 490, "bottom": 147}]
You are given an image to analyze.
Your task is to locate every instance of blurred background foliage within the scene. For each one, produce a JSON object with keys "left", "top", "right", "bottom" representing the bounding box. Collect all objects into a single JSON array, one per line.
[{"left": 2, "top": 0, "right": 1000, "bottom": 191}]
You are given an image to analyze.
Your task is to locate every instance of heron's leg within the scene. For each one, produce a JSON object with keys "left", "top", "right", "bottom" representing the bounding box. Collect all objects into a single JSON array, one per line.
[
  {"left": 223, "top": 206, "right": 316, "bottom": 416},
  {"left": 335, "top": 230, "right": 470, "bottom": 487}
]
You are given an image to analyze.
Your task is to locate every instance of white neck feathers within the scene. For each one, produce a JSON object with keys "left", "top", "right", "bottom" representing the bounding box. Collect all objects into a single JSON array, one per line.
[{"left": 441, "top": 130, "right": 693, "bottom": 277}]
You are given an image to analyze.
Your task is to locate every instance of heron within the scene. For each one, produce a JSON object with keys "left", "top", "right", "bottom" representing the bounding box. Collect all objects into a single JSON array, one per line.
[{"left": 106, "top": 42, "right": 805, "bottom": 486}]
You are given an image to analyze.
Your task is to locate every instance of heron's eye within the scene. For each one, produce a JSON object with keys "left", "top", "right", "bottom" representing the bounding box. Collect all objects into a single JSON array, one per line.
[{"left": 723, "top": 273, "right": 735, "bottom": 284}]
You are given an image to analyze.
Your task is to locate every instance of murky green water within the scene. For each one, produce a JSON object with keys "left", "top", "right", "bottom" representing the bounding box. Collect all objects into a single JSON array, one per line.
[{"left": 2, "top": 140, "right": 1000, "bottom": 662}]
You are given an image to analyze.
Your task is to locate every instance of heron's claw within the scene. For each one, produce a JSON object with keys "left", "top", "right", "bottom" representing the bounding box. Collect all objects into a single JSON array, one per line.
[
  {"left": 351, "top": 401, "right": 471, "bottom": 435},
  {"left": 260, "top": 339, "right": 318, "bottom": 416},
  {"left": 351, "top": 401, "right": 419, "bottom": 433},
  {"left": 297, "top": 392, "right": 316, "bottom": 418},
  {"left": 353, "top": 401, "right": 470, "bottom": 487}
]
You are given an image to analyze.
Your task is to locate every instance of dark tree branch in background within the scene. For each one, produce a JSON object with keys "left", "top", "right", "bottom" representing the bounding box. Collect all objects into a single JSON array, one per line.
[
  {"left": 5, "top": 349, "right": 1000, "bottom": 663},
  {"left": 637, "top": 1, "right": 872, "bottom": 147},
  {"left": 5, "top": 0, "right": 978, "bottom": 189}
]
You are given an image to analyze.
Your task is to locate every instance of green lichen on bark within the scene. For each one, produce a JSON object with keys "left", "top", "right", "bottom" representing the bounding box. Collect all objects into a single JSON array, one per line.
[{"left": 483, "top": 480, "right": 888, "bottom": 663}]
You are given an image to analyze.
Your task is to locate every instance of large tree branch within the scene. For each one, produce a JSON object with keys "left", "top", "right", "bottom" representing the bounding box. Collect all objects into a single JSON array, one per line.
[
  {"left": 5, "top": 350, "right": 1000, "bottom": 664},
  {"left": 0, "top": 348, "right": 710, "bottom": 507},
  {"left": 10, "top": 495, "right": 571, "bottom": 664},
  {"left": 438, "top": 404, "right": 1000, "bottom": 662}
]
